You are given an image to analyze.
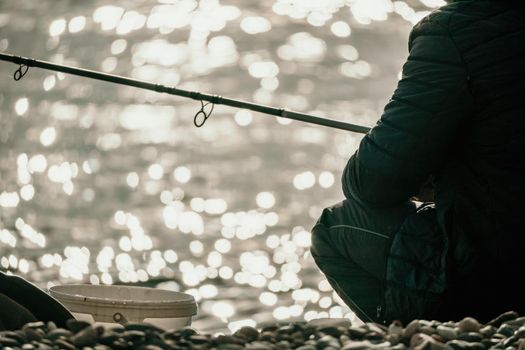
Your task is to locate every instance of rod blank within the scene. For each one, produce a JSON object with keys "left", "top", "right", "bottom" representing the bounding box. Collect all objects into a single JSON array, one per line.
[{"left": 0, "top": 52, "right": 371, "bottom": 134}]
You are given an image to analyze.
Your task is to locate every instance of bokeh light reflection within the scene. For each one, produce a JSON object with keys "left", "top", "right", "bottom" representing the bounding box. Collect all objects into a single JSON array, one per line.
[{"left": 0, "top": 0, "right": 436, "bottom": 332}]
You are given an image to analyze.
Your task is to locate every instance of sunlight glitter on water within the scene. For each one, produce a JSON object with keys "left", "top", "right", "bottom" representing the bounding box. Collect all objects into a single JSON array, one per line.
[
  {"left": 49, "top": 19, "right": 67, "bottom": 37},
  {"left": 14, "top": 97, "right": 28, "bottom": 116},
  {"left": 93, "top": 6, "right": 124, "bottom": 31},
  {"left": 0, "top": 229, "right": 17, "bottom": 248},
  {"left": 277, "top": 32, "right": 326, "bottom": 63},
  {"left": 240, "top": 16, "right": 272, "bottom": 35},
  {"left": 68, "top": 16, "right": 86, "bottom": 33},
  {"left": 330, "top": 21, "right": 351, "bottom": 37},
  {"left": 0, "top": 0, "right": 443, "bottom": 331},
  {"left": 212, "top": 301, "right": 235, "bottom": 320}
]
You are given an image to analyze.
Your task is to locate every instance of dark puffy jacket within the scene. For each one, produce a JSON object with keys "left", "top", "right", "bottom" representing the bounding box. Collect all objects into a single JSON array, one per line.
[{"left": 343, "top": 0, "right": 525, "bottom": 322}]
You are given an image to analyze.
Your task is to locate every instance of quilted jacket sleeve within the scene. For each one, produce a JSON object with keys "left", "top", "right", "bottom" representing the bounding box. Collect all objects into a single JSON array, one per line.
[{"left": 342, "top": 12, "right": 473, "bottom": 207}]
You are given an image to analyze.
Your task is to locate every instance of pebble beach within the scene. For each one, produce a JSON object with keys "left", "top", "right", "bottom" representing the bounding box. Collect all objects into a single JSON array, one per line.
[{"left": 2, "top": 311, "right": 525, "bottom": 350}]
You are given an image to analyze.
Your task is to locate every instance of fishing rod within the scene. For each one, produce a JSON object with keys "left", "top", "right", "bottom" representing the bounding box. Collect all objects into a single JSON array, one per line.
[{"left": 0, "top": 52, "right": 371, "bottom": 134}]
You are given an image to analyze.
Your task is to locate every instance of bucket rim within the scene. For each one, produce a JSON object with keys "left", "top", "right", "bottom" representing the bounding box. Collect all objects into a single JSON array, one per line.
[{"left": 49, "top": 284, "right": 197, "bottom": 311}]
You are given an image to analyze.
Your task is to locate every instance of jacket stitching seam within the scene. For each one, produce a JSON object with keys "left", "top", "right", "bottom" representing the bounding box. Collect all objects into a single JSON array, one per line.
[
  {"left": 407, "top": 56, "right": 464, "bottom": 67},
  {"left": 327, "top": 225, "right": 389, "bottom": 239},
  {"left": 397, "top": 78, "right": 457, "bottom": 93}
]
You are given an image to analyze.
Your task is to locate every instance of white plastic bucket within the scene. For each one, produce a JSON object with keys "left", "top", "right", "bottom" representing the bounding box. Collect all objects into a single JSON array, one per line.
[{"left": 49, "top": 284, "right": 197, "bottom": 329}]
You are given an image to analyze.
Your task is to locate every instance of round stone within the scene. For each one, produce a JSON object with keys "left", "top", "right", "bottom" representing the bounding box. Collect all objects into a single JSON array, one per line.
[
  {"left": 458, "top": 317, "right": 480, "bottom": 334},
  {"left": 234, "top": 326, "right": 259, "bottom": 342},
  {"left": 410, "top": 333, "right": 435, "bottom": 348},
  {"left": 403, "top": 320, "right": 421, "bottom": 339},
  {"left": 457, "top": 332, "right": 482, "bottom": 343},
  {"left": 437, "top": 325, "right": 458, "bottom": 341}
]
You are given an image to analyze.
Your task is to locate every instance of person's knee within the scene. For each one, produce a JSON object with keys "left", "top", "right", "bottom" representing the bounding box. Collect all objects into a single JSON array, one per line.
[
  {"left": 310, "top": 200, "right": 348, "bottom": 261},
  {"left": 310, "top": 220, "right": 330, "bottom": 263}
]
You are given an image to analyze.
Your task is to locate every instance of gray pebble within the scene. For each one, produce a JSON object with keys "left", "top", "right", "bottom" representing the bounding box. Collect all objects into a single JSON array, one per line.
[
  {"left": 493, "top": 333, "right": 508, "bottom": 341},
  {"left": 190, "top": 335, "right": 211, "bottom": 344},
  {"left": 502, "top": 335, "right": 520, "bottom": 348},
  {"left": 275, "top": 334, "right": 291, "bottom": 343},
  {"left": 93, "top": 346, "right": 113, "bottom": 350},
  {"left": 66, "top": 319, "right": 91, "bottom": 333},
  {"left": 446, "top": 339, "right": 471, "bottom": 350},
  {"left": 191, "top": 344, "right": 211, "bottom": 350},
  {"left": 323, "top": 346, "right": 339, "bottom": 350},
  {"left": 296, "top": 345, "right": 316, "bottom": 350},
  {"left": 481, "top": 338, "right": 500, "bottom": 348},
  {"left": 124, "top": 323, "right": 164, "bottom": 334},
  {"left": 411, "top": 333, "right": 436, "bottom": 349},
  {"left": 24, "top": 327, "right": 44, "bottom": 341},
  {"left": 34, "top": 342, "right": 53, "bottom": 350},
  {"left": 365, "top": 323, "right": 387, "bottom": 335},
  {"left": 458, "top": 318, "right": 481, "bottom": 334},
  {"left": 388, "top": 321, "right": 403, "bottom": 338},
  {"left": 414, "top": 340, "right": 451, "bottom": 350},
  {"left": 274, "top": 340, "right": 290, "bottom": 350},
  {"left": 110, "top": 339, "right": 129, "bottom": 350},
  {"left": 489, "top": 312, "right": 520, "bottom": 328},
  {"left": 138, "top": 346, "right": 164, "bottom": 350},
  {"left": 217, "top": 335, "right": 245, "bottom": 345},
  {"left": 369, "top": 340, "right": 391, "bottom": 348},
  {"left": 234, "top": 326, "right": 259, "bottom": 342},
  {"left": 466, "top": 343, "right": 485, "bottom": 350},
  {"left": 341, "top": 340, "right": 374, "bottom": 350},
  {"left": 180, "top": 327, "right": 198, "bottom": 338},
  {"left": 308, "top": 319, "right": 352, "bottom": 330},
  {"left": 23, "top": 322, "right": 46, "bottom": 330},
  {"left": 437, "top": 325, "right": 458, "bottom": 341},
  {"left": 498, "top": 325, "right": 518, "bottom": 338},
  {"left": 457, "top": 332, "right": 483, "bottom": 343},
  {"left": 54, "top": 338, "right": 76, "bottom": 350},
  {"left": 245, "top": 341, "right": 273, "bottom": 350},
  {"left": 339, "top": 335, "right": 350, "bottom": 345},
  {"left": 404, "top": 320, "right": 421, "bottom": 339},
  {"left": 516, "top": 327, "right": 525, "bottom": 338},
  {"left": 40, "top": 338, "right": 53, "bottom": 346},
  {"left": 1, "top": 331, "right": 25, "bottom": 344},
  {"left": 363, "top": 331, "right": 384, "bottom": 341},
  {"left": 480, "top": 326, "right": 497, "bottom": 338},
  {"left": 318, "top": 326, "right": 343, "bottom": 338},
  {"left": 420, "top": 326, "right": 436, "bottom": 336},
  {"left": 46, "top": 328, "right": 72, "bottom": 341},
  {"left": 71, "top": 326, "right": 102, "bottom": 347},
  {"left": 291, "top": 331, "right": 305, "bottom": 342},
  {"left": 122, "top": 329, "right": 146, "bottom": 342},
  {"left": 99, "top": 332, "right": 119, "bottom": 346},
  {"left": 260, "top": 331, "right": 275, "bottom": 342},
  {"left": 317, "top": 335, "right": 340, "bottom": 349},
  {"left": 277, "top": 325, "right": 295, "bottom": 334},
  {"left": 347, "top": 327, "right": 367, "bottom": 339},
  {"left": 506, "top": 318, "right": 525, "bottom": 328},
  {"left": 0, "top": 337, "right": 20, "bottom": 347}
]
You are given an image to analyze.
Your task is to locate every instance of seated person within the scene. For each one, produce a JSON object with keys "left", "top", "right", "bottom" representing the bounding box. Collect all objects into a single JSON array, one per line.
[{"left": 311, "top": 0, "right": 525, "bottom": 324}]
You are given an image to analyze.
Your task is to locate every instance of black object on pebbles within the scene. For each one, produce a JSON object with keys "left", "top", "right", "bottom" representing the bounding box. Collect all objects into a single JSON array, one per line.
[{"left": 2, "top": 311, "right": 525, "bottom": 350}]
